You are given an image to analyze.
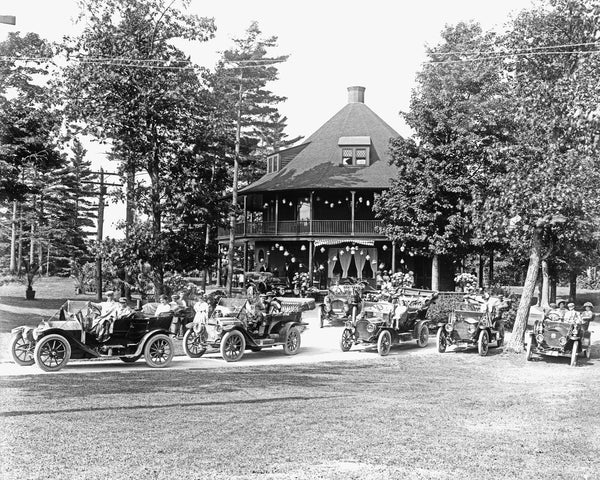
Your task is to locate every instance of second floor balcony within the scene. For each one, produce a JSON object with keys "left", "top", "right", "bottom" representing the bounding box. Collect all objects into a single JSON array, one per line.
[{"left": 218, "top": 219, "right": 385, "bottom": 239}]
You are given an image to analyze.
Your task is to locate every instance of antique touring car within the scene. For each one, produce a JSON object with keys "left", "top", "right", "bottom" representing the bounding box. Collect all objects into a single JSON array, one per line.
[
  {"left": 436, "top": 299, "right": 507, "bottom": 356},
  {"left": 182, "top": 296, "right": 311, "bottom": 362},
  {"left": 10, "top": 300, "right": 175, "bottom": 372},
  {"left": 525, "top": 312, "right": 592, "bottom": 366},
  {"left": 340, "top": 288, "right": 438, "bottom": 356},
  {"left": 318, "top": 281, "right": 368, "bottom": 328}
]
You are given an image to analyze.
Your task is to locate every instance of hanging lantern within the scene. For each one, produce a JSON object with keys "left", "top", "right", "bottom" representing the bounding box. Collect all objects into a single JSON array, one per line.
[
  {"left": 360, "top": 250, "right": 364, "bottom": 256},
  {"left": 270, "top": 246, "right": 275, "bottom": 251},
  {"left": 337, "top": 200, "right": 342, "bottom": 204},
  {"left": 346, "top": 246, "right": 350, "bottom": 251},
  {"left": 320, "top": 247, "right": 325, "bottom": 253},
  {"left": 400, "top": 245, "right": 405, "bottom": 252},
  {"left": 282, "top": 198, "right": 286, "bottom": 204},
  {"left": 366, "top": 200, "right": 370, "bottom": 206},
  {"left": 300, "top": 244, "right": 307, "bottom": 251},
  {"left": 279, "top": 245, "right": 284, "bottom": 251},
  {"left": 291, "top": 257, "right": 296, "bottom": 263},
  {"left": 324, "top": 200, "right": 329, "bottom": 204},
  {"left": 330, "top": 203, "right": 334, "bottom": 208},
  {"left": 382, "top": 244, "right": 388, "bottom": 251},
  {"left": 345, "top": 196, "right": 349, "bottom": 201},
  {"left": 284, "top": 250, "right": 289, "bottom": 256},
  {"left": 358, "top": 197, "right": 363, "bottom": 203},
  {"left": 365, "top": 254, "right": 370, "bottom": 260},
  {"left": 275, "top": 243, "right": 279, "bottom": 248},
  {"left": 339, "top": 250, "right": 344, "bottom": 255},
  {"left": 409, "top": 251, "right": 415, "bottom": 257},
  {"left": 379, "top": 263, "right": 385, "bottom": 269},
  {"left": 316, "top": 196, "right": 321, "bottom": 201},
  {"left": 332, "top": 256, "right": 337, "bottom": 262},
  {"left": 400, "top": 259, "right": 405, "bottom": 264},
  {"left": 263, "top": 203, "right": 269, "bottom": 208}
]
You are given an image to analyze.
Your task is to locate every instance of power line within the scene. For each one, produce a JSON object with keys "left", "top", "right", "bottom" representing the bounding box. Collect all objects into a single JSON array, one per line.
[{"left": 427, "top": 41, "right": 600, "bottom": 56}]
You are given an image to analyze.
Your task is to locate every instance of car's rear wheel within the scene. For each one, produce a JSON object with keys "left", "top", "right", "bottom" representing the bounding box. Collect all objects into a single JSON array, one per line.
[
  {"left": 525, "top": 339, "right": 534, "bottom": 361},
  {"left": 283, "top": 326, "right": 301, "bottom": 355},
  {"left": 436, "top": 327, "right": 447, "bottom": 353},
  {"left": 10, "top": 334, "right": 35, "bottom": 366},
  {"left": 340, "top": 328, "right": 353, "bottom": 352},
  {"left": 377, "top": 330, "right": 391, "bottom": 356},
  {"left": 143, "top": 334, "right": 174, "bottom": 368},
  {"left": 416, "top": 324, "right": 429, "bottom": 348},
  {"left": 570, "top": 340, "right": 579, "bottom": 367},
  {"left": 477, "top": 330, "right": 489, "bottom": 357},
  {"left": 119, "top": 354, "right": 141, "bottom": 363},
  {"left": 34, "top": 334, "right": 71, "bottom": 372},
  {"left": 182, "top": 329, "right": 207, "bottom": 358},
  {"left": 220, "top": 330, "right": 245, "bottom": 362}
]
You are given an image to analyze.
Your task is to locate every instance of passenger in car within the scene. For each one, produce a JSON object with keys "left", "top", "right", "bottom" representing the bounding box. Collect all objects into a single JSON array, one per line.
[
  {"left": 191, "top": 291, "right": 209, "bottom": 335},
  {"left": 115, "top": 297, "right": 134, "bottom": 318},
  {"left": 155, "top": 295, "right": 173, "bottom": 315},
  {"left": 582, "top": 302, "right": 595, "bottom": 323},
  {"left": 563, "top": 302, "right": 582, "bottom": 324},
  {"left": 556, "top": 300, "right": 567, "bottom": 319}
]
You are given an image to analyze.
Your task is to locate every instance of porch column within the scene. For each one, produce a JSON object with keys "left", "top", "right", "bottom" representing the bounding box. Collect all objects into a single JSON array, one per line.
[
  {"left": 243, "top": 196, "right": 247, "bottom": 237},
  {"left": 309, "top": 240, "right": 314, "bottom": 285},
  {"left": 216, "top": 253, "right": 222, "bottom": 287},
  {"left": 309, "top": 191, "right": 314, "bottom": 235},
  {"left": 275, "top": 194, "right": 279, "bottom": 235},
  {"left": 391, "top": 241, "right": 396, "bottom": 273},
  {"left": 244, "top": 241, "right": 248, "bottom": 274},
  {"left": 351, "top": 190, "right": 356, "bottom": 236}
]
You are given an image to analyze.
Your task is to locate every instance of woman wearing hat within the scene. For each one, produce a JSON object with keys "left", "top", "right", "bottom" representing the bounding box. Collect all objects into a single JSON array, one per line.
[
  {"left": 582, "top": 302, "right": 595, "bottom": 323},
  {"left": 563, "top": 302, "right": 582, "bottom": 324}
]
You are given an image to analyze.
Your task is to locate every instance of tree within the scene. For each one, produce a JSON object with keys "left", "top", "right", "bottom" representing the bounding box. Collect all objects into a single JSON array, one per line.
[
  {"left": 374, "top": 22, "right": 514, "bottom": 289},
  {"left": 209, "top": 21, "right": 290, "bottom": 294},
  {"left": 472, "top": 0, "right": 600, "bottom": 351},
  {"left": 60, "top": 0, "right": 218, "bottom": 296}
]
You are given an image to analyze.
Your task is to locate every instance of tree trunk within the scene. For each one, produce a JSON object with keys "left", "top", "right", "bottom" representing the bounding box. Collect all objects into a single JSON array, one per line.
[
  {"left": 488, "top": 250, "right": 494, "bottom": 286},
  {"left": 478, "top": 255, "right": 484, "bottom": 289},
  {"left": 9, "top": 201, "right": 17, "bottom": 273},
  {"left": 431, "top": 254, "right": 440, "bottom": 291},
  {"left": 17, "top": 207, "right": 23, "bottom": 273},
  {"left": 569, "top": 270, "right": 577, "bottom": 303},
  {"left": 506, "top": 227, "right": 543, "bottom": 353},
  {"left": 540, "top": 259, "right": 550, "bottom": 309}
]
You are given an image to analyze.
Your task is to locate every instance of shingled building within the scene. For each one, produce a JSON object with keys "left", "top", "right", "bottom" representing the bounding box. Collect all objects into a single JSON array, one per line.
[{"left": 218, "top": 86, "right": 454, "bottom": 289}]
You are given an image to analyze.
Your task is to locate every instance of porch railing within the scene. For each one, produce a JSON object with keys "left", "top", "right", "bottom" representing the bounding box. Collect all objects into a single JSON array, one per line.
[{"left": 218, "top": 219, "right": 384, "bottom": 238}]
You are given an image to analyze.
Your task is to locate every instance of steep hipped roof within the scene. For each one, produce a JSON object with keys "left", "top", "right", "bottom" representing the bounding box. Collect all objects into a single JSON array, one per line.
[{"left": 241, "top": 87, "right": 401, "bottom": 194}]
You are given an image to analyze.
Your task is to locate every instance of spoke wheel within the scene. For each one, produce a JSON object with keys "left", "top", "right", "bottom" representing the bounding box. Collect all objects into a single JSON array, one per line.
[
  {"left": 570, "top": 340, "right": 579, "bottom": 367},
  {"left": 436, "top": 327, "right": 447, "bottom": 353},
  {"left": 283, "top": 326, "right": 301, "bottom": 355},
  {"left": 220, "top": 330, "right": 246, "bottom": 362},
  {"left": 119, "top": 355, "right": 141, "bottom": 363},
  {"left": 183, "top": 329, "right": 207, "bottom": 358},
  {"left": 10, "top": 334, "right": 35, "bottom": 366},
  {"left": 340, "top": 328, "right": 353, "bottom": 352},
  {"left": 143, "top": 334, "right": 174, "bottom": 368},
  {"left": 34, "top": 334, "right": 71, "bottom": 372},
  {"left": 377, "top": 330, "right": 391, "bottom": 356},
  {"left": 416, "top": 324, "right": 429, "bottom": 348},
  {"left": 478, "top": 330, "right": 489, "bottom": 357},
  {"left": 525, "top": 339, "right": 534, "bottom": 361}
]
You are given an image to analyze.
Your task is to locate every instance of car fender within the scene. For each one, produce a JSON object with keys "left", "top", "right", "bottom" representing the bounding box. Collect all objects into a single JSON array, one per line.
[
  {"left": 412, "top": 319, "right": 429, "bottom": 339},
  {"left": 131, "top": 329, "right": 173, "bottom": 357},
  {"left": 34, "top": 328, "right": 98, "bottom": 357}
]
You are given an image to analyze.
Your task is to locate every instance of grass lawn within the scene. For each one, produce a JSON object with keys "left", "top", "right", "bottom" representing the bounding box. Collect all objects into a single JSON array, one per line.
[{"left": 1, "top": 353, "right": 599, "bottom": 480}]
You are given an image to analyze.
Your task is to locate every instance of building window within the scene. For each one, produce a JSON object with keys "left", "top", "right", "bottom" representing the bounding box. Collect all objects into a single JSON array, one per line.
[
  {"left": 266, "top": 154, "right": 280, "bottom": 173},
  {"left": 340, "top": 147, "right": 370, "bottom": 166}
]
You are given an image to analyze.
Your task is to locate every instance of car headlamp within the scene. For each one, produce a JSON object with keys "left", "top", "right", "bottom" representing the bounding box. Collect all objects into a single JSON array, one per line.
[
  {"left": 445, "top": 323, "right": 453, "bottom": 332},
  {"left": 536, "top": 334, "right": 544, "bottom": 343},
  {"left": 366, "top": 323, "right": 375, "bottom": 333},
  {"left": 559, "top": 336, "right": 567, "bottom": 346}
]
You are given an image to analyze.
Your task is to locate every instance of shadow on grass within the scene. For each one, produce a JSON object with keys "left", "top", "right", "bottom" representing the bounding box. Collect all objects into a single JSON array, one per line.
[{"left": 1, "top": 394, "right": 347, "bottom": 418}]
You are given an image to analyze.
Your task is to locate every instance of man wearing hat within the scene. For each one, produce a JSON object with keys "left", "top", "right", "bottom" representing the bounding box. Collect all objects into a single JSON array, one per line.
[
  {"left": 115, "top": 297, "right": 134, "bottom": 319},
  {"left": 582, "top": 302, "right": 595, "bottom": 323}
]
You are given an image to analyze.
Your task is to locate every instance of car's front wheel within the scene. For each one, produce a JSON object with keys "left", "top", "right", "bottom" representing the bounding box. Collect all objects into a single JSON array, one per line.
[
  {"left": 478, "top": 330, "right": 489, "bottom": 357},
  {"left": 10, "top": 334, "right": 35, "bottom": 366},
  {"left": 182, "top": 329, "right": 207, "bottom": 358},
  {"left": 34, "top": 334, "right": 71, "bottom": 372},
  {"left": 340, "top": 328, "right": 353, "bottom": 352},
  {"left": 143, "top": 334, "right": 174, "bottom": 368},
  {"left": 570, "top": 340, "right": 579, "bottom": 367},
  {"left": 377, "top": 330, "right": 391, "bottom": 356},
  {"left": 416, "top": 324, "right": 429, "bottom": 348},
  {"left": 525, "top": 339, "right": 534, "bottom": 361},
  {"left": 283, "top": 326, "right": 301, "bottom": 355},
  {"left": 436, "top": 327, "right": 447, "bottom": 353},
  {"left": 220, "top": 330, "right": 246, "bottom": 362}
]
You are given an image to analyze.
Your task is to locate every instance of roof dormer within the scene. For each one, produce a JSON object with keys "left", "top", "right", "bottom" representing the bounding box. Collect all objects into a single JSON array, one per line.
[
  {"left": 266, "top": 153, "right": 280, "bottom": 173},
  {"left": 338, "top": 136, "right": 371, "bottom": 167}
]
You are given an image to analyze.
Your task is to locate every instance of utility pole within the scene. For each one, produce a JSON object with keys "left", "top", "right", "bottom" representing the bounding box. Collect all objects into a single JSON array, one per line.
[{"left": 96, "top": 169, "right": 105, "bottom": 301}]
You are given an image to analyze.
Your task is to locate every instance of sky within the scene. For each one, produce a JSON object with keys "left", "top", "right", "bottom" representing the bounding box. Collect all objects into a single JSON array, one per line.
[{"left": 1, "top": 0, "right": 535, "bottom": 237}]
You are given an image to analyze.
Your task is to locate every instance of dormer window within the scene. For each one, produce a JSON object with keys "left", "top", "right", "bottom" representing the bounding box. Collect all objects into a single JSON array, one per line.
[
  {"left": 266, "top": 153, "right": 280, "bottom": 173},
  {"left": 338, "top": 136, "right": 371, "bottom": 167}
]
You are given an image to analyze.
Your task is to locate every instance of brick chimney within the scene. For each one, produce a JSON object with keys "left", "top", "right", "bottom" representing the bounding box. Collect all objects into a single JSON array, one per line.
[{"left": 347, "top": 86, "right": 365, "bottom": 103}]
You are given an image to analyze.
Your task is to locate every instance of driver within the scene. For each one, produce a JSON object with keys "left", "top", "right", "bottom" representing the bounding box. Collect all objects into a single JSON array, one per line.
[
  {"left": 563, "top": 302, "right": 582, "bottom": 324},
  {"left": 89, "top": 291, "right": 118, "bottom": 341}
]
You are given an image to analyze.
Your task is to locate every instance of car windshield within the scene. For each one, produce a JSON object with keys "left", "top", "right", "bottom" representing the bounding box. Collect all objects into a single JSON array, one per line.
[{"left": 49, "top": 300, "right": 94, "bottom": 322}]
